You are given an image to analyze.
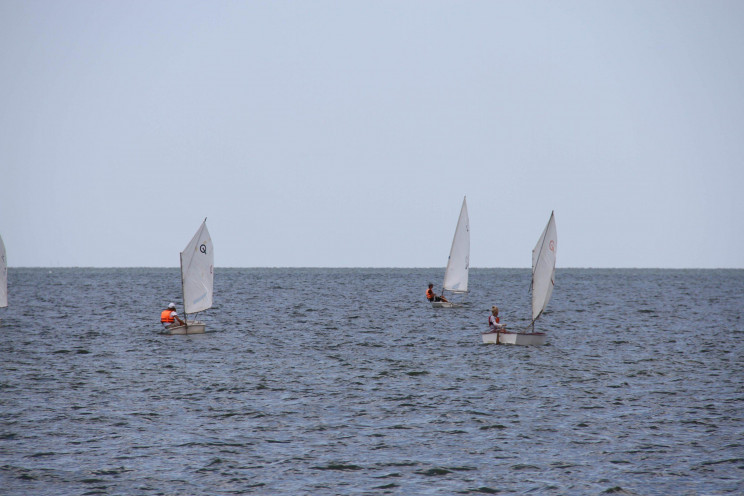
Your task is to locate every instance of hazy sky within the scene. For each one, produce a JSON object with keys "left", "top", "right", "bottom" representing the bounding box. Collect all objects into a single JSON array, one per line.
[{"left": 2, "top": 1, "right": 742, "bottom": 268}]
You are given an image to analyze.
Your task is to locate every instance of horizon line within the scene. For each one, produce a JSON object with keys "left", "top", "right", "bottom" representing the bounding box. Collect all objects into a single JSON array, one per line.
[{"left": 4, "top": 266, "right": 743, "bottom": 270}]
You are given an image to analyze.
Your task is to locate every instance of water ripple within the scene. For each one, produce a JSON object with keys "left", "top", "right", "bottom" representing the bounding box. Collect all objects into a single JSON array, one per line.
[{"left": 0, "top": 268, "right": 742, "bottom": 495}]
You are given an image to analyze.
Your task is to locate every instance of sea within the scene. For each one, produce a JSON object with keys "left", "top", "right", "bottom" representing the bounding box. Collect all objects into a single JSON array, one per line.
[{"left": 0, "top": 268, "right": 742, "bottom": 496}]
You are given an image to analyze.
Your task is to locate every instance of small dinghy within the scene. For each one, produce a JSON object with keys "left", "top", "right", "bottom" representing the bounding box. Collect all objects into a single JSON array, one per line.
[
  {"left": 483, "top": 211, "right": 556, "bottom": 346},
  {"left": 162, "top": 219, "right": 213, "bottom": 335},
  {"left": 481, "top": 330, "right": 546, "bottom": 346},
  {"left": 431, "top": 196, "right": 469, "bottom": 308}
]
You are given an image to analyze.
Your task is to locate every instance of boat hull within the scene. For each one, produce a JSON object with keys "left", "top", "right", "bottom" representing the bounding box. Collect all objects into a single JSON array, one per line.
[
  {"left": 481, "top": 331, "right": 546, "bottom": 346},
  {"left": 161, "top": 321, "right": 206, "bottom": 335},
  {"left": 431, "top": 301, "right": 463, "bottom": 308}
]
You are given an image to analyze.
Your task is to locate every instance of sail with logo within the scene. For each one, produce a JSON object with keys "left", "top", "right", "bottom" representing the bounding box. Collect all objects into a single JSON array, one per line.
[
  {"left": 483, "top": 211, "right": 556, "bottom": 345},
  {"left": 432, "top": 196, "right": 470, "bottom": 308},
  {"left": 163, "top": 219, "right": 214, "bottom": 335},
  {"left": 530, "top": 210, "right": 557, "bottom": 326}
]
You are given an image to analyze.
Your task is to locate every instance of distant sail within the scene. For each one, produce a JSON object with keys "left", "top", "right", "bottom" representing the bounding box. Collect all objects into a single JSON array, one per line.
[
  {"left": 0, "top": 235, "right": 6, "bottom": 308},
  {"left": 442, "top": 196, "right": 470, "bottom": 293},
  {"left": 180, "top": 220, "right": 213, "bottom": 315},
  {"left": 531, "top": 212, "right": 557, "bottom": 322}
]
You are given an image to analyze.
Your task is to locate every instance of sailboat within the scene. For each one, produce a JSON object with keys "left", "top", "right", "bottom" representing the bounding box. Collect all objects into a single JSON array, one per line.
[
  {"left": 162, "top": 219, "right": 214, "bottom": 335},
  {"left": 0, "top": 234, "right": 7, "bottom": 311},
  {"left": 432, "top": 196, "right": 470, "bottom": 308},
  {"left": 482, "top": 211, "right": 557, "bottom": 346}
]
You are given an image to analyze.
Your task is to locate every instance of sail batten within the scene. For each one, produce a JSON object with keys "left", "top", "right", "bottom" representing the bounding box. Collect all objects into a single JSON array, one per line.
[
  {"left": 531, "top": 212, "right": 557, "bottom": 323},
  {"left": 442, "top": 196, "right": 470, "bottom": 293},
  {"left": 180, "top": 220, "right": 213, "bottom": 315}
]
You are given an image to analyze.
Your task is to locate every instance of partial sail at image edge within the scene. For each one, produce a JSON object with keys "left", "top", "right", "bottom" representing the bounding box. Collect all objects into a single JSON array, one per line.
[{"left": 0, "top": 234, "right": 7, "bottom": 308}]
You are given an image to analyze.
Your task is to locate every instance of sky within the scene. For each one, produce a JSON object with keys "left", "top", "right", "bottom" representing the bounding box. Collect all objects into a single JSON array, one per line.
[{"left": 1, "top": 1, "right": 743, "bottom": 268}]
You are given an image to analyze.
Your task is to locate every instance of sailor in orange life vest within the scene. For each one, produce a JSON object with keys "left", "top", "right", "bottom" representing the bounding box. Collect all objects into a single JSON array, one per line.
[
  {"left": 426, "top": 283, "right": 448, "bottom": 303},
  {"left": 161, "top": 302, "right": 186, "bottom": 330},
  {"left": 488, "top": 306, "right": 506, "bottom": 332}
]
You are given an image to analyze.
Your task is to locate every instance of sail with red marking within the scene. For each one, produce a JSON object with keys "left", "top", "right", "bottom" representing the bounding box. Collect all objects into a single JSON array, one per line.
[{"left": 531, "top": 212, "right": 557, "bottom": 322}]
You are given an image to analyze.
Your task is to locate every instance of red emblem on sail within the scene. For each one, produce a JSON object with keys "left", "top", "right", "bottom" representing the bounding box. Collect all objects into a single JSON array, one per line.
[{"left": 549, "top": 240, "right": 555, "bottom": 252}]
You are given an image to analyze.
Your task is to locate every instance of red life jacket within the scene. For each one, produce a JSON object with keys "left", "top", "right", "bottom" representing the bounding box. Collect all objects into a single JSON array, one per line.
[
  {"left": 426, "top": 288, "right": 435, "bottom": 300},
  {"left": 161, "top": 309, "right": 175, "bottom": 323}
]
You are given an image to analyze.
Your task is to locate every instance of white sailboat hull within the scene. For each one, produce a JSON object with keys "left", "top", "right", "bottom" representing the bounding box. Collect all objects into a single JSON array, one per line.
[
  {"left": 162, "top": 321, "right": 206, "bottom": 335},
  {"left": 481, "top": 331, "right": 546, "bottom": 346},
  {"left": 431, "top": 301, "right": 463, "bottom": 308}
]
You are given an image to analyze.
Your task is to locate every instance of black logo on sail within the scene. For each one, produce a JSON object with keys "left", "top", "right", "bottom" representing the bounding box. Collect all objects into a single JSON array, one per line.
[{"left": 200, "top": 243, "right": 207, "bottom": 254}]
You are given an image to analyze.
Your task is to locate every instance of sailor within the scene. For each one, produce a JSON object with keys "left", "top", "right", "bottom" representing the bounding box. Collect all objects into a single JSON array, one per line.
[
  {"left": 161, "top": 302, "right": 185, "bottom": 329},
  {"left": 426, "top": 283, "right": 448, "bottom": 303},
  {"left": 488, "top": 306, "right": 506, "bottom": 332}
]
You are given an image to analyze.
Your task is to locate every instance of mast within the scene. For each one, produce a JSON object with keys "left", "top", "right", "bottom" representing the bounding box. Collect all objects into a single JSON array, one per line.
[{"left": 180, "top": 250, "right": 188, "bottom": 329}]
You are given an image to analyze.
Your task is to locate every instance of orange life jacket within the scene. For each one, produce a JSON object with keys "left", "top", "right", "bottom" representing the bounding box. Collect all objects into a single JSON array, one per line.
[
  {"left": 161, "top": 309, "right": 175, "bottom": 323},
  {"left": 426, "top": 288, "right": 435, "bottom": 300}
]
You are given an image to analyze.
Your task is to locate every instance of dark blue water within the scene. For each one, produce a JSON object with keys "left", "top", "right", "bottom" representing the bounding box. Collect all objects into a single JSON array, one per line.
[{"left": 1, "top": 268, "right": 742, "bottom": 495}]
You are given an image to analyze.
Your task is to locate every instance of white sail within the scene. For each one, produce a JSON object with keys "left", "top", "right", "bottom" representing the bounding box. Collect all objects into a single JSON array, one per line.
[
  {"left": 180, "top": 220, "right": 213, "bottom": 315},
  {"left": 442, "top": 196, "right": 470, "bottom": 293},
  {"left": 0, "top": 234, "right": 7, "bottom": 308},
  {"left": 531, "top": 211, "right": 557, "bottom": 322}
]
